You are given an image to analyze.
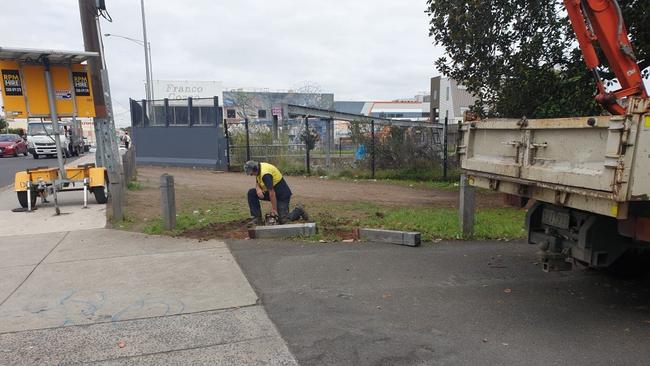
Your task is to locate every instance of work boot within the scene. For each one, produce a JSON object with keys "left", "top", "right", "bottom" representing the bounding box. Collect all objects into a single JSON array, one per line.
[{"left": 295, "top": 204, "right": 310, "bottom": 222}]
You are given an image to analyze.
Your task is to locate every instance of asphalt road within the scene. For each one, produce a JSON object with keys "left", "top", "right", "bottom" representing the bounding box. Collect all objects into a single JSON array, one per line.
[
  {"left": 228, "top": 239, "right": 650, "bottom": 366},
  {"left": 0, "top": 154, "right": 82, "bottom": 188}
]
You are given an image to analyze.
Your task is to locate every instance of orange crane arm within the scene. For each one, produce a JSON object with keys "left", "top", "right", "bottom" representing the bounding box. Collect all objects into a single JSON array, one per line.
[{"left": 564, "top": 0, "right": 647, "bottom": 115}]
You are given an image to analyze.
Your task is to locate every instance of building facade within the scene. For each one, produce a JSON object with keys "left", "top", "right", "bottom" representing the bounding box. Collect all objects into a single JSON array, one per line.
[
  {"left": 334, "top": 97, "right": 430, "bottom": 122},
  {"left": 430, "top": 76, "right": 476, "bottom": 125}
]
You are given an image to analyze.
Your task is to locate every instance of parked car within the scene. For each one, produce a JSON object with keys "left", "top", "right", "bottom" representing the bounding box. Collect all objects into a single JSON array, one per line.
[{"left": 0, "top": 134, "right": 28, "bottom": 157}]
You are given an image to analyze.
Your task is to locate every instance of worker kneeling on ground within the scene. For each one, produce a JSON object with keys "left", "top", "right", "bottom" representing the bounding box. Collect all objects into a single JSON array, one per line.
[{"left": 244, "top": 160, "right": 309, "bottom": 225}]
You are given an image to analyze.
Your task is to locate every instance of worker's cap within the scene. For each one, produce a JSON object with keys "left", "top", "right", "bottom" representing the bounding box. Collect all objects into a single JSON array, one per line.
[{"left": 244, "top": 160, "right": 259, "bottom": 174}]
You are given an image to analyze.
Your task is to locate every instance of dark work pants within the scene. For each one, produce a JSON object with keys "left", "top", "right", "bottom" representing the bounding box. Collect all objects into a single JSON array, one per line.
[{"left": 248, "top": 189, "right": 299, "bottom": 223}]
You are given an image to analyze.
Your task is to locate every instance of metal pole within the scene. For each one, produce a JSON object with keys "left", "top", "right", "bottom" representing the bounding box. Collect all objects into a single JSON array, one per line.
[
  {"left": 325, "top": 118, "right": 332, "bottom": 167},
  {"left": 305, "top": 116, "right": 310, "bottom": 175},
  {"left": 371, "top": 119, "right": 375, "bottom": 179},
  {"left": 148, "top": 42, "right": 154, "bottom": 100},
  {"left": 163, "top": 98, "right": 170, "bottom": 127},
  {"left": 140, "top": 0, "right": 152, "bottom": 102},
  {"left": 272, "top": 114, "right": 279, "bottom": 142},
  {"left": 224, "top": 119, "right": 231, "bottom": 168},
  {"left": 245, "top": 118, "right": 251, "bottom": 161},
  {"left": 443, "top": 115, "right": 449, "bottom": 180},
  {"left": 42, "top": 58, "right": 67, "bottom": 180},
  {"left": 339, "top": 137, "right": 342, "bottom": 157},
  {"left": 187, "top": 97, "right": 193, "bottom": 126}
]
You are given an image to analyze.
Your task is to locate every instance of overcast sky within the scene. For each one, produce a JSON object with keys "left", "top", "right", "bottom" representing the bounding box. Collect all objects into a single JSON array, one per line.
[{"left": 3, "top": 0, "right": 443, "bottom": 126}]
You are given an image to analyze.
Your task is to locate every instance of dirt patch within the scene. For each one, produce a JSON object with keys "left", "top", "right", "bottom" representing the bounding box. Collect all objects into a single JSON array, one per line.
[
  {"left": 134, "top": 166, "right": 460, "bottom": 206},
  {"left": 123, "top": 165, "right": 510, "bottom": 241},
  {"left": 181, "top": 219, "right": 251, "bottom": 240}
]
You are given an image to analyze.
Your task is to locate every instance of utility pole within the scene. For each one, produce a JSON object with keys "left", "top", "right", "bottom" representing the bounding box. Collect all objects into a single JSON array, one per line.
[{"left": 78, "top": 0, "right": 123, "bottom": 220}]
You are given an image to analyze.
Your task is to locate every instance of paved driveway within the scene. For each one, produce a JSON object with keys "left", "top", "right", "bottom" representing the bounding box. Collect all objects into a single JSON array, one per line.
[{"left": 228, "top": 239, "right": 650, "bottom": 366}]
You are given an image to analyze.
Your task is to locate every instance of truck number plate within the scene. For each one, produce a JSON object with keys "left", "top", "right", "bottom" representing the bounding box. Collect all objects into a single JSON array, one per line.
[{"left": 542, "top": 209, "right": 570, "bottom": 229}]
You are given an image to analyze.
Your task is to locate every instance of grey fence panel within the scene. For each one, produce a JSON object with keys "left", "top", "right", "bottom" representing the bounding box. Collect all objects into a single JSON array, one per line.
[{"left": 130, "top": 97, "right": 227, "bottom": 170}]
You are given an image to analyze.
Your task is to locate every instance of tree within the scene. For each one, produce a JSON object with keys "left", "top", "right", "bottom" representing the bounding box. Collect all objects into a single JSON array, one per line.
[
  {"left": 300, "top": 127, "right": 319, "bottom": 151},
  {"left": 426, "top": 0, "right": 649, "bottom": 118},
  {"left": 229, "top": 90, "right": 256, "bottom": 120},
  {"left": 0, "top": 117, "right": 7, "bottom": 133}
]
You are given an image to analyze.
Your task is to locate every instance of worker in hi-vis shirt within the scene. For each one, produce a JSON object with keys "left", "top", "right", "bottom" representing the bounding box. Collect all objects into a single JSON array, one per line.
[{"left": 244, "top": 160, "right": 309, "bottom": 225}]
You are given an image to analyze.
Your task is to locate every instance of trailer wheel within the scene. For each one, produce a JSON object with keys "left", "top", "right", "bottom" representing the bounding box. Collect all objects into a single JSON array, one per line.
[
  {"left": 17, "top": 190, "right": 37, "bottom": 208},
  {"left": 92, "top": 178, "right": 109, "bottom": 204}
]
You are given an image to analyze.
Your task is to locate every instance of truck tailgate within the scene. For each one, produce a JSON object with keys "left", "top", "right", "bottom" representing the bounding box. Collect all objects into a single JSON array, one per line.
[{"left": 458, "top": 106, "right": 650, "bottom": 217}]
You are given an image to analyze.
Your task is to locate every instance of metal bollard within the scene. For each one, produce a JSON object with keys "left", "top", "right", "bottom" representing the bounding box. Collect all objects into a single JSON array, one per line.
[
  {"left": 27, "top": 181, "right": 32, "bottom": 212},
  {"left": 459, "top": 174, "right": 476, "bottom": 237},
  {"left": 83, "top": 177, "right": 89, "bottom": 208},
  {"left": 160, "top": 174, "right": 176, "bottom": 231}
]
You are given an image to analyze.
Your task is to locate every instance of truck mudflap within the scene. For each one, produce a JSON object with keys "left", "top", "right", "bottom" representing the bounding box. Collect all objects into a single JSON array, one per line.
[{"left": 526, "top": 202, "right": 636, "bottom": 270}]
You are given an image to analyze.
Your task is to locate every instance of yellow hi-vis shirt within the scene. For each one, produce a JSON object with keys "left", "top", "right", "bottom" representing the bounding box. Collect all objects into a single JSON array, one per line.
[{"left": 256, "top": 162, "right": 283, "bottom": 192}]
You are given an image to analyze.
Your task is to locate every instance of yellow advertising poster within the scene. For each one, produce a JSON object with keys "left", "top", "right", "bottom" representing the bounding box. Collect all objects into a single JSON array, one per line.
[
  {"left": 0, "top": 61, "right": 95, "bottom": 118},
  {"left": 0, "top": 60, "right": 28, "bottom": 118},
  {"left": 71, "top": 64, "right": 95, "bottom": 117}
]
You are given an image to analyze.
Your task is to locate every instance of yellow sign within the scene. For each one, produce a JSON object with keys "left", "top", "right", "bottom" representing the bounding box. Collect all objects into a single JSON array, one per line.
[
  {"left": 0, "top": 61, "right": 95, "bottom": 118},
  {"left": 0, "top": 60, "right": 27, "bottom": 117},
  {"left": 71, "top": 64, "right": 95, "bottom": 117},
  {"left": 644, "top": 116, "right": 650, "bottom": 129}
]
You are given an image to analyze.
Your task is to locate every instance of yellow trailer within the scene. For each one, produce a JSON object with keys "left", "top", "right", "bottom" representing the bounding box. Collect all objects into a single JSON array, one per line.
[
  {"left": 1, "top": 47, "right": 109, "bottom": 214},
  {"left": 14, "top": 164, "right": 107, "bottom": 212}
]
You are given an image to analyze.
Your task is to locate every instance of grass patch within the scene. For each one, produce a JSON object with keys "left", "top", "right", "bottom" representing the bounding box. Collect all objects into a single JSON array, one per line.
[
  {"left": 359, "top": 206, "right": 526, "bottom": 241},
  {"left": 337, "top": 167, "right": 460, "bottom": 182},
  {"left": 127, "top": 181, "right": 144, "bottom": 190},
  {"left": 333, "top": 168, "right": 460, "bottom": 191},
  {"left": 114, "top": 215, "right": 137, "bottom": 230},
  {"left": 143, "top": 200, "right": 249, "bottom": 235},
  {"left": 367, "top": 178, "right": 459, "bottom": 191},
  {"left": 135, "top": 193, "right": 524, "bottom": 242},
  {"left": 300, "top": 201, "right": 526, "bottom": 242}
]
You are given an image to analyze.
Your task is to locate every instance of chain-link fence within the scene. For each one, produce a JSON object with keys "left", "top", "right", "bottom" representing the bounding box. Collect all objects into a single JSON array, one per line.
[{"left": 225, "top": 117, "right": 459, "bottom": 180}]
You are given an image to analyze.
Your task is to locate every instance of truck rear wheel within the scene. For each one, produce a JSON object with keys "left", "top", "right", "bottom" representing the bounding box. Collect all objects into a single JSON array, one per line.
[{"left": 17, "top": 190, "right": 37, "bottom": 208}]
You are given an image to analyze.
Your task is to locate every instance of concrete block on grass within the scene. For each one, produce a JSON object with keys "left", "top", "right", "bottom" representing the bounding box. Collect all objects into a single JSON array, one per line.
[
  {"left": 249, "top": 223, "right": 317, "bottom": 239},
  {"left": 359, "top": 228, "right": 421, "bottom": 247}
]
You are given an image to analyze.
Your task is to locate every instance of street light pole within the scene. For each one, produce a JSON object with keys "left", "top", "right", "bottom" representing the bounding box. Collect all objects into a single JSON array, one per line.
[
  {"left": 104, "top": 33, "right": 153, "bottom": 102},
  {"left": 141, "top": 0, "right": 152, "bottom": 102}
]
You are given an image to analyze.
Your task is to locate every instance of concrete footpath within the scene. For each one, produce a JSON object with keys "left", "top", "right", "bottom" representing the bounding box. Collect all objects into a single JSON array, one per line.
[{"left": 0, "top": 156, "right": 297, "bottom": 365}]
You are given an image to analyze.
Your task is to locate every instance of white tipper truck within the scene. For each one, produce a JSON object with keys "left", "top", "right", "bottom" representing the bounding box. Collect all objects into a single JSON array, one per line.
[
  {"left": 27, "top": 119, "right": 85, "bottom": 159},
  {"left": 458, "top": 0, "right": 650, "bottom": 270}
]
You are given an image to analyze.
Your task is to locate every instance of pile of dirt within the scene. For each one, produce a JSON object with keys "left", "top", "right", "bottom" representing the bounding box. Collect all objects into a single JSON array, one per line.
[{"left": 180, "top": 219, "right": 251, "bottom": 241}]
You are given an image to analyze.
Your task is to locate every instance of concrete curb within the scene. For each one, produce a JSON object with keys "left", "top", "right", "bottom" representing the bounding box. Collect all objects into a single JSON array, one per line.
[
  {"left": 249, "top": 223, "right": 317, "bottom": 239},
  {"left": 358, "top": 228, "right": 421, "bottom": 247}
]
